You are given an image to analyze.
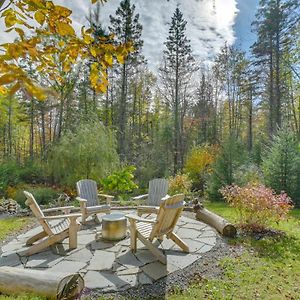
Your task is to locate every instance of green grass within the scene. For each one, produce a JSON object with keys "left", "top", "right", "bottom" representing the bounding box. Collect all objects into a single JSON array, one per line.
[
  {"left": 169, "top": 202, "right": 300, "bottom": 300},
  {"left": 0, "top": 217, "right": 32, "bottom": 241},
  {"left": 0, "top": 295, "right": 43, "bottom": 300}
]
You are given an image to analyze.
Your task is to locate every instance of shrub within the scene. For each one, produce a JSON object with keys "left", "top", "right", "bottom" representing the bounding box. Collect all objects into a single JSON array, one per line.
[
  {"left": 262, "top": 127, "right": 300, "bottom": 203},
  {"left": 0, "top": 161, "right": 22, "bottom": 196},
  {"left": 184, "top": 145, "right": 218, "bottom": 193},
  {"left": 100, "top": 166, "right": 138, "bottom": 196},
  {"left": 14, "top": 186, "right": 60, "bottom": 208},
  {"left": 0, "top": 160, "right": 45, "bottom": 197},
  {"left": 47, "top": 121, "right": 119, "bottom": 187},
  {"left": 220, "top": 183, "right": 293, "bottom": 230},
  {"left": 168, "top": 174, "right": 192, "bottom": 195}
]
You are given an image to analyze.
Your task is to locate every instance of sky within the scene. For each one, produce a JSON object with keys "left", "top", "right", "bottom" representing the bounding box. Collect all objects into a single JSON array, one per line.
[{"left": 0, "top": 0, "right": 260, "bottom": 69}]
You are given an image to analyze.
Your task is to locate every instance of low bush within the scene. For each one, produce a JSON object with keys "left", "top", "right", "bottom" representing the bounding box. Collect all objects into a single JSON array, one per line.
[
  {"left": 168, "top": 174, "right": 192, "bottom": 195},
  {"left": 220, "top": 183, "right": 293, "bottom": 231},
  {"left": 14, "top": 186, "right": 60, "bottom": 208},
  {"left": 101, "top": 166, "right": 138, "bottom": 196},
  {"left": 0, "top": 160, "right": 45, "bottom": 197}
]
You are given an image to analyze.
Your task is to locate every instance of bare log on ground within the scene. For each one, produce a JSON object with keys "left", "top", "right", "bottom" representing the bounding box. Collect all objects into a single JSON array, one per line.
[
  {"left": 0, "top": 266, "right": 84, "bottom": 300},
  {"left": 195, "top": 205, "right": 237, "bottom": 237}
]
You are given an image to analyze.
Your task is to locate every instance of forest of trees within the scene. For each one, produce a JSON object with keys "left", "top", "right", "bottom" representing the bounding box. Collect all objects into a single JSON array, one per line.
[{"left": 0, "top": 0, "right": 300, "bottom": 205}]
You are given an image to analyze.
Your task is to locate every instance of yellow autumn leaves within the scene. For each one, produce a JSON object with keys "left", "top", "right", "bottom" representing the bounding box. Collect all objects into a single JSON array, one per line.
[{"left": 0, "top": 0, "right": 133, "bottom": 100}]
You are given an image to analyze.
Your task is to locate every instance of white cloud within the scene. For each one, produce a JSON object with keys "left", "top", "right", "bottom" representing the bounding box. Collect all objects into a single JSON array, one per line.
[{"left": 0, "top": 0, "right": 238, "bottom": 69}]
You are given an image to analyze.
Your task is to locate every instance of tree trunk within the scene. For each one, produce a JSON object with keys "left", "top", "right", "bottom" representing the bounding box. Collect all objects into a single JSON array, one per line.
[
  {"left": 118, "top": 62, "right": 127, "bottom": 161},
  {"left": 29, "top": 97, "right": 34, "bottom": 159},
  {"left": 174, "top": 50, "right": 180, "bottom": 174},
  {"left": 0, "top": 267, "right": 84, "bottom": 300},
  {"left": 195, "top": 207, "right": 237, "bottom": 237},
  {"left": 269, "top": 36, "right": 275, "bottom": 137},
  {"left": 247, "top": 87, "right": 253, "bottom": 152}
]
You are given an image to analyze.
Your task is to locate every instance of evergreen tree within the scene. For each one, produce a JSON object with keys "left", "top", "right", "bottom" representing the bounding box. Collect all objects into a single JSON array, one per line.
[
  {"left": 262, "top": 127, "right": 300, "bottom": 202},
  {"left": 160, "top": 7, "right": 196, "bottom": 173},
  {"left": 251, "top": 0, "right": 300, "bottom": 137},
  {"left": 206, "top": 136, "right": 246, "bottom": 200},
  {"left": 109, "top": 0, "right": 144, "bottom": 161}
]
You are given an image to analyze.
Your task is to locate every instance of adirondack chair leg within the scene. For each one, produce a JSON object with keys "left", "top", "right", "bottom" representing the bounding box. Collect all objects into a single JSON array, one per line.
[
  {"left": 23, "top": 231, "right": 69, "bottom": 256},
  {"left": 138, "top": 232, "right": 167, "bottom": 264},
  {"left": 69, "top": 218, "right": 79, "bottom": 249},
  {"left": 26, "top": 231, "right": 47, "bottom": 246},
  {"left": 168, "top": 232, "right": 189, "bottom": 253},
  {"left": 80, "top": 201, "right": 87, "bottom": 224},
  {"left": 129, "top": 219, "right": 137, "bottom": 252}
]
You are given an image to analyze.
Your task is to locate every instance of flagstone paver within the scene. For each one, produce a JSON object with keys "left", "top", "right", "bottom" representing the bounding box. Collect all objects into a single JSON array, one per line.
[
  {"left": 0, "top": 211, "right": 217, "bottom": 293},
  {"left": 87, "top": 250, "right": 115, "bottom": 271}
]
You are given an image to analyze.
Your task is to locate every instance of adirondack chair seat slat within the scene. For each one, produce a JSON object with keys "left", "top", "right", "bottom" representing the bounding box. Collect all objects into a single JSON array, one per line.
[
  {"left": 136, "top": 223, "right": 153, "bottom": 238},
  {"left": 76, "top": 179, "right": 112, "bottom": 224},
  {"left": 50, "top": 219, "right": 71, "bottom": 234}
]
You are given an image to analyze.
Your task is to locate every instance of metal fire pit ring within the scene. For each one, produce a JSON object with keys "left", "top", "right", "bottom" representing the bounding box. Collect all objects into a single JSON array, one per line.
[{"left": 101, "top": 213, "right": 127, "bottom": 241}]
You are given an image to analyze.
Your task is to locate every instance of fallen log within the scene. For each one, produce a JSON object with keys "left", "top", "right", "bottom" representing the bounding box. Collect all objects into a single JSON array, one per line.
[
  {"left": 194, "top": 203, "right": 237, "bottom": 237},
  {"left": 0, "top": 267, "right": 84, "bottom": 300}
]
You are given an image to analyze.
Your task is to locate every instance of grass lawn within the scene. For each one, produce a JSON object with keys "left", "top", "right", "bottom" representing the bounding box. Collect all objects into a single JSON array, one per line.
[
  {"left": 169, "top": 202, "right": 300, "bottom": 300},
  {"left": 0, "top": 217, "right": 32, "bottom": 241}
]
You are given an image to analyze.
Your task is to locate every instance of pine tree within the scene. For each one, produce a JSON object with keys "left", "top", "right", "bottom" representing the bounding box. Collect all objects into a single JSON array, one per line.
[
  {"left": 160, "top": 7, "right": 196, "bottom": 173},
  {"left": 262, "top": 127, "right": 300, "bottom": 202},
  {"left": 206, "top": 136, "right": 246, "bottom": 200},
  {"left": 109, "top": 0, "right": 144, "bottom": 161},
  {"left": 251, "top": 0, "right": 300, "bottom": 137}
]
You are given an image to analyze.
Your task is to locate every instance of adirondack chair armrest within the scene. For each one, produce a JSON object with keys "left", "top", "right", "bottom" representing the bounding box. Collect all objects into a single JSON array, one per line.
[
  {"left": 126, "top": 214, "right": 157, "bottom": 224},
  {"left": 98, "top": 193, "right": 114, "bottom": 204},
  {"left": 76, "top": 197, "right": 87, "bottom": 202},
  {"left": 42, "top": 206, "right": 75, "bottom": 214},
  {"left": 41, "top": 213, "right": 81, "bottom": 220},
  {"left": 132, "top": 194, "right": 149, "bottom": 201}
]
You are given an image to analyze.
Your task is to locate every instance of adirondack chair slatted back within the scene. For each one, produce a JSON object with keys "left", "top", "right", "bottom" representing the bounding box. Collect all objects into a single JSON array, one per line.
[
  {"left": 148, "top": 178, "right": 168, "bottom": 206},
  {"left": 76, "top": 179, "right": 98, "bottom": 207},
  {"left": 24, "top": 191, "right": 53, "bottom": 236},
  {"left": 150, "top": 194, "right": 185, "bottom": 240}
]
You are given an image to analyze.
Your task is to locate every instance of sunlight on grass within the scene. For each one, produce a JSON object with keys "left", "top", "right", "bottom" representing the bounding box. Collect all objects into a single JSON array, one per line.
[
  {"left": 0, "top": 295, "right": 43, "bottom": 300},
  {"left": 0, "top": 217, "right": 32, "bottom": 241},
  {"left": 169, "top": 203, "right": 300, "bottom": 300}
]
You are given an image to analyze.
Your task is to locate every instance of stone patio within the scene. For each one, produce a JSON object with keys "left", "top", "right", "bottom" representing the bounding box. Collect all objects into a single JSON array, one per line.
[{"left": 0, "top": 211, "right": 217, "bottom": 292}]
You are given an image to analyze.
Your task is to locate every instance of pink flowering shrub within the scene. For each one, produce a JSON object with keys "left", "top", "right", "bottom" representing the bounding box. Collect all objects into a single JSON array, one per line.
[{"left": 220, "top": 184, "right": 293, "bottom": 229}]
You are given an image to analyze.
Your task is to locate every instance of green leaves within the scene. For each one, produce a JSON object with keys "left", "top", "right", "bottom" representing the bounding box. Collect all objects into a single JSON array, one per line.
[{"left": 101, "top": 166, "right": 138, "bottom": 195}]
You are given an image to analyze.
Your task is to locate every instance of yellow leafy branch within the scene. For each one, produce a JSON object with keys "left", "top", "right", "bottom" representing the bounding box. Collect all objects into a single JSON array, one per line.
[{"left": 0, "top": 0, "right": 133, "bottom": 100}]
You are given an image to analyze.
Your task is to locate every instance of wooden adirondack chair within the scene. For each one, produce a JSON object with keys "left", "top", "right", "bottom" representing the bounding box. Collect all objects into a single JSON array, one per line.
[
  {"left": 132, "top": 178, "right": 168, "bottom": 216},
  {"left": 127, "top": 194, "right": 189, "bottom": 264},
  {"left": 23, "top": 191, "right": 81, "bottom": 256},
  {"left": 76, "top": 179, "right": 113, "bottom": 224}
]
